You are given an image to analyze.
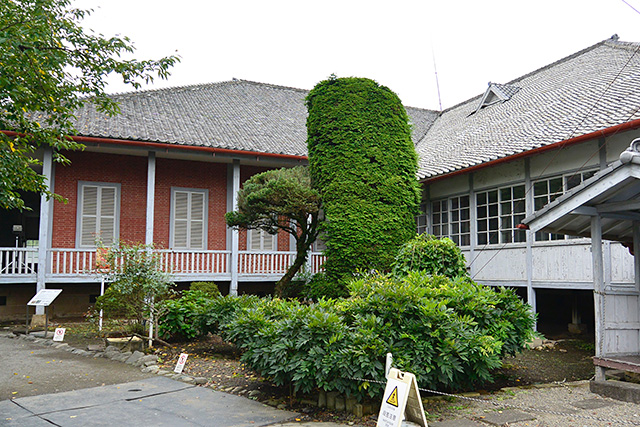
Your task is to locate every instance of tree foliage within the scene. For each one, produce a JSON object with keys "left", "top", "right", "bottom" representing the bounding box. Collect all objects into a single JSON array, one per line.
[
  {"left": 225, "top": 166, "right": 322, "bottom": 296},
  {"left": 0, "top": 0, "right": 179, "bottom": 209},
  {"left": 305, "top": 76, "right": 421, "bottom": 279}
]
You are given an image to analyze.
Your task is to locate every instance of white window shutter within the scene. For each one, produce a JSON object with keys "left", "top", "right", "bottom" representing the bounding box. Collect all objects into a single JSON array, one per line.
[
  {"left": 81, "top": 186, "right": 98, "bottom": 246},
  {"left": 173, "top": 191, "right": 189, "bottom": 248},
  {"left": 250, "top": 229, "right": 262, "bottom": 251},
  {"left": 171, "top": 189, "right": 207, "bottom": 250},
  {"left": 264, "top": 231, "right": 275, "bottom": 251},
  {"left": 100, "top": 187, "right": 117, "bottom": 245},
  {"left": 190, "top": 192, "right": 205, "bottom": 249}
]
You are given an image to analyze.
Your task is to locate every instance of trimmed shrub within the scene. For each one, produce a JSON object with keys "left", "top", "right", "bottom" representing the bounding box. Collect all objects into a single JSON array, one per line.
[
  {"left": 306, "top": 76, "right": 421, "bottom": 280},
  {"left": 190, "top": 281, "right": 221, "bottom": 298},
  {"left": 392, "top": 234, "right": 468, "bottom": 279},
  {"left": 217, "top": 272, "right": 536, "bottom": 399}
]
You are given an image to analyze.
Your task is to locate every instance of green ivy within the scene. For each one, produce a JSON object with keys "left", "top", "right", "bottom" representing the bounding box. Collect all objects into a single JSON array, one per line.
[{"left": 306, "top": 76, "right": 421, "bottom": 280}]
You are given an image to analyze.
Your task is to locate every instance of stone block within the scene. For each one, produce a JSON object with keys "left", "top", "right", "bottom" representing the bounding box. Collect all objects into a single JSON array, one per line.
[
  {"left": 105, "top": 336, "right": 144, "bottom": 352},
  {"left": 326, "top": 391, "right": 338, "bottom": 409},
  {"left": 335, "top": 395, "right": 345, "bottom": 411},
  {"left": 30, "top": 314, "right": 46, "bottom": 328},
  {"left": 591, "top": 379, "right": 640, "bottom": 404},
  {"left": 318, "top": 390, "right": 326, "bottom": 408},
  {"left": 346, "top": 397, "right": 356, "bottom": 413},
  {"left": 353, "top": 403, "right": 363, "bottom": 417}
]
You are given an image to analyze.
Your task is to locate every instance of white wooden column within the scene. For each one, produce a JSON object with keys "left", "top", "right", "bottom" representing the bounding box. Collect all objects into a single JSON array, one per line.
[
  {"left": 229, "top": 160, "right": 240, "bottom": 296},
  {"left": 524, "top": 158, "right": 537, "bottom": 325},
  {"left": 145, "top": 152, "right": 156, "bottom": 246},
  {"left": 468, "top": 174, "right": 477, "bottom": 277},
  {"left": 36, "top": 147, "right": 54, "bottom": 315},
  {"left": 591, "top": 215, "right": 606, "bottom": 380}
]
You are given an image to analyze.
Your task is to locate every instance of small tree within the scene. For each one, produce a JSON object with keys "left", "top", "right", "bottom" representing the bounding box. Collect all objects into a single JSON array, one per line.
[
  {"left": 306, "top": 76, "right": 421, "bottom": 280},
  {"left": 95, "top": 242, "right": 174, "bottom": 334},
  {"left": 225, "top": 166, "right": 322, "bottom": 296}
]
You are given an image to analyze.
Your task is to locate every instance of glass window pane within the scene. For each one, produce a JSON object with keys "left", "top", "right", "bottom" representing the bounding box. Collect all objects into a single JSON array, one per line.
[
  {"left": 534, "top": 181, "right": 547, "bottom": 196},
  {"left": 477, "top": 206, "right": 487, "bottom": 218},
  {"left": 460, "top": 208, "right": 470, "bottom": 220},
  {"left": 460, "top": 196, "right": 470, "bottom": 208},
  {"left": 500, "top": 188, "right": 511, "bottom": 201},
  {"left": 513, "top": 185, "right": 525, "bottom": 199},
  {"left": 549, "top": 177, "right": 563, "bottom": 194},
  {"left": 489, "top": 218, "right": 499, "bottom": 231},
  {"left": 488, "top": 190, "right": 498, "bottom": 204},
  {"left": 489, "top": 204, "right": 498, "bottom": 217},
  {"left": 477, "top": 192, "right": 487, "bottom": 205}
]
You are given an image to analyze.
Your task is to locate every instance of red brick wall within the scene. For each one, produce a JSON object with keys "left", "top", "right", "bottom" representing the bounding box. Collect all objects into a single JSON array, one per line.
[
  {"left": 52, "top": 151, "right": 147, "bottom": 247},
  {"left": 52, "top": 152, "right": 290, "bottom": 251},
  {"left": 154, "top": 158, "right": 228, "bottom": 250}
]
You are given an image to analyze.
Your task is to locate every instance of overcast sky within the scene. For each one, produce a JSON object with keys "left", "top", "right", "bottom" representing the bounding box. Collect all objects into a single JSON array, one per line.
[{"left": 74, "top": 0, "right": 640, "bottom": 110}]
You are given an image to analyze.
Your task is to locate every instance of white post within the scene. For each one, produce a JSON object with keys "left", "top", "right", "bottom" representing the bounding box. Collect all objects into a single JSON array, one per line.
[
  {"left": 591, "top": 215, "right": 606, "bottom": 381},
  {"left": 36, "top": 147, "right": 54, "bottom": 316},
  {"left": 146, "top": 152, "right": 156, "bottom": 346},
  {"left": 230, "top": 160, "right": 240, "bottom": 296},
  {"left": 148, "top": 297, "right": 154, "bottom": 348},
  {"left": 99, "top": 276, "right": 105, "bottom": 331},
  {"left": 385, "top": 352, "right": 393, "bottom": 378},
  {"left": 146, "top": 152, "right": 156, "bottom": 246}
]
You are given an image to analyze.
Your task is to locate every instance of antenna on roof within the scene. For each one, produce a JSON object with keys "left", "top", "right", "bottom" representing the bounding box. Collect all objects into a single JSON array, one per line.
[{"left": 431, "top": 44, "right": 443, "bottom": 111}]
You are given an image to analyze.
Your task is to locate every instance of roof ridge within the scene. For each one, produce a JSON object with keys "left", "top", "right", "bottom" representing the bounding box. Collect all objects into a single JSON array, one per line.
[{"left": 107, "top": 79, "right": 311, "bottom": 98}]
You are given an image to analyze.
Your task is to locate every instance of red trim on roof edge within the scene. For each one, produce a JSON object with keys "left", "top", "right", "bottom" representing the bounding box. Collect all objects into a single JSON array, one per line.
[
  {"left": 73, "top": 135, "right": 309, "bottom": 161},
  {"left": 422, "top": 118, "right": 640, "bottom": 184},
  {"left": 1, "top": 131, "right": 308, "bottom": 161}
]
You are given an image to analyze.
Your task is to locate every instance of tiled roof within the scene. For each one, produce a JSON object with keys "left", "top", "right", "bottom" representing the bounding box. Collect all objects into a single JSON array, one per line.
[
  {"left": 73, "top": 79, "right": 438, "bottom": 157},
  {"left": 415, "top": 37, "right": 640, "bottom": 180}
]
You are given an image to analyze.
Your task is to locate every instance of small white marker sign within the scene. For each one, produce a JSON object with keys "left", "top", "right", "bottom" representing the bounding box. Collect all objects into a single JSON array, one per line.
[
  {"left": 174, "top": 353, "right": 189, "bottom": 374},
  {"left": 53, "top": 328, "right": 66, "bottom": 342}
]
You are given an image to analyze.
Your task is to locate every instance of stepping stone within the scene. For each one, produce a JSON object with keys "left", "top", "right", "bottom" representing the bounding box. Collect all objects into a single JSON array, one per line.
[
  {"left": 479, "top": 409, "right": 535, "bottom": 425},
  {"left": 572, "top": 398, "right": 616, "bottom": 410}
]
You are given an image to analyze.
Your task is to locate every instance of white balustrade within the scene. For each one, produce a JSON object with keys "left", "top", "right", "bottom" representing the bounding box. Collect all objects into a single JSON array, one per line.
[{"left": 0, "top": 248, "right": 38, "bottom": 276}]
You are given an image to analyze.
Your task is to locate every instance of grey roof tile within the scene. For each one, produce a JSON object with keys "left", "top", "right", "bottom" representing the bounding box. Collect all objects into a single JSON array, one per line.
[
  {"left": 416, "top": 38, "right": 640, "bottom": 179},
  {"left": 73, "top": 79, "right": 437, "bottom": 157}
]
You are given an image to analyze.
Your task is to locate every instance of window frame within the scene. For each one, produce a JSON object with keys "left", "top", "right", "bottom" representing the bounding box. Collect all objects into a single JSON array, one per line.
[
  {"left": 76, "top": 181, "right": 121, "bottom": 248},
  {"left": 533, "top": 169, "right": 598, "bottom": 241},
  {"left": 247, "top": 229, "right": 277, "bottom": 252},
  {"left": 170, "top": 187, "right": 209, "bottom": 250},
  {"left": 475, "top": 183, "right": 526, "bottom": 246},
  {"left": 429, "top": 195, "right": 471, "bottom": 247}
]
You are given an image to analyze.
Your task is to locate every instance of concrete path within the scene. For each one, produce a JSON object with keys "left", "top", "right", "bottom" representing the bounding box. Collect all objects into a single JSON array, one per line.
[
  {"left": 0, "top": 333, "right": 340, "bottom": 427},
  {"left": 0, "top": 376, "right": 296, "bottom": 426}
]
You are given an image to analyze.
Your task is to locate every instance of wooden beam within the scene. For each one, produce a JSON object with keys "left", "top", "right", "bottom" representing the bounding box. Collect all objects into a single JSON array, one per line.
[{"left": 597, "top": 199, "right": 640, "bottom": 213}]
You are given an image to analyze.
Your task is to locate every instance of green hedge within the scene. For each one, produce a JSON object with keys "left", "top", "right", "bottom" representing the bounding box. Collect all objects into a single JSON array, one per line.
[
  {"left": 159, "top": 273, "right": 535, "bottom": 399},
  {"left": 306, "top": 76, "right": 421, "bottom": 279}
]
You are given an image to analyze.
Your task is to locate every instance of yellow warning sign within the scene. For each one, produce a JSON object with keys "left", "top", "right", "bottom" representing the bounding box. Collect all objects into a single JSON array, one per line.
[{"left": 386, "top": 386, "right": 399, "bottom": 407}]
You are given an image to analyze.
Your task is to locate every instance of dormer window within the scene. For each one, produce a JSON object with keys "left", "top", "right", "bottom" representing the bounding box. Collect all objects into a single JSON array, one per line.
[{"left": 470, "top": 82, "right": 520, "bottom": 115}]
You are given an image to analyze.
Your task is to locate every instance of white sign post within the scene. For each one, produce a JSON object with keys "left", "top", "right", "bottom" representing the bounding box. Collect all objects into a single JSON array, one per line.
[
  {"left": 174, "top": 353, "right": 189, "bottom": 374},
  {"left": 376, "top": 368, "right": 428, "bottom": 427},
  {"left": 53, "top": 327, "right": 66, "bottom": 342},
  {"left": 27, "top": 289, "right": 63, "bottom": 337}
]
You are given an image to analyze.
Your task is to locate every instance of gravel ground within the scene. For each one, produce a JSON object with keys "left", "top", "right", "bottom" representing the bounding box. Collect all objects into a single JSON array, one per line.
[{"left": 429, "top": 381, "right": 640, "bottom": 426}]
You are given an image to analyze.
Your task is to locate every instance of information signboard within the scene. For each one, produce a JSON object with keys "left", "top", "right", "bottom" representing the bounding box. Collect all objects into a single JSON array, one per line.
[{"left": 27, "top": 289, "right": 63, "bottom": 307}]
